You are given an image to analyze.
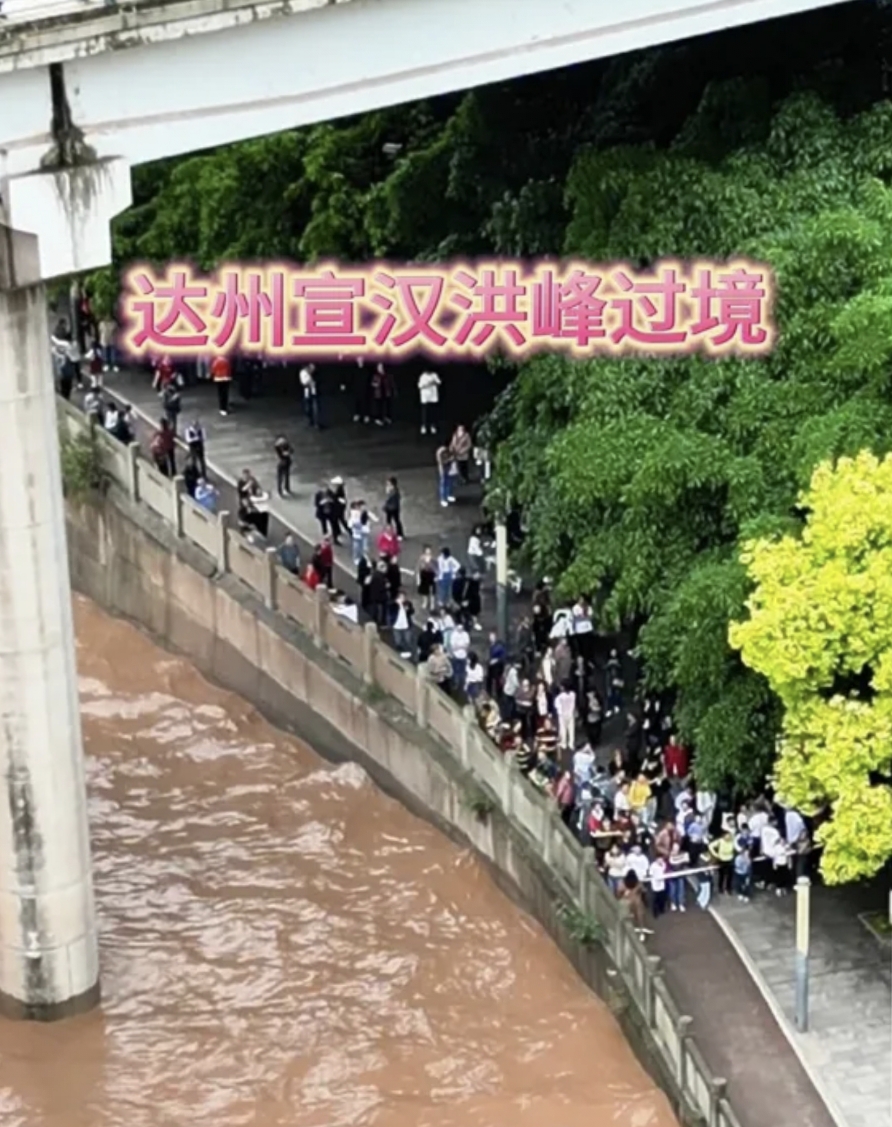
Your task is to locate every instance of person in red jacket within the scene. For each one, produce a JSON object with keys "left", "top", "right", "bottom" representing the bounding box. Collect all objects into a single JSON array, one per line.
[
  {"left": 377, "top": 524, "right": 400, "bottom": 560},
  {"left": 152, "top": 354, "right": 176, "bottom": 390},
  {"left": 311, "top": 536, "right": 334, "bottom": 589},
  {"left": 211, "top": 355, "right": 232, "bottom": 416},
  {"left": 304, "top": 562, "right": 320, "bottom": 590},
  {"left": 150, "top": 418, "right": 176, "bottom": 477},
  {"left": 663, "top": 734, "right": 690, "bottom": 781}
]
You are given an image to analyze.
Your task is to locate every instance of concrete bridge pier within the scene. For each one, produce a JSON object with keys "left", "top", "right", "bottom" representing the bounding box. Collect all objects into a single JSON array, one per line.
[{"left": 0, "top": 158, "right": 130, "bottom": 1019}]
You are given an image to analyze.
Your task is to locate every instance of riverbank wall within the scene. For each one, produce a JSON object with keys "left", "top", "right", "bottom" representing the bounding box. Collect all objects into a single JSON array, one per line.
[{"left": 59, "top": 397, "right": 740, "bottom": 1127}]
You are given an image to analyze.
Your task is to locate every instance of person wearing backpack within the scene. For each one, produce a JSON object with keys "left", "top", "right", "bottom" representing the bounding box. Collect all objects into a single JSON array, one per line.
[{"left": 161, "top": 380, "right": 182, "bottom": 434}]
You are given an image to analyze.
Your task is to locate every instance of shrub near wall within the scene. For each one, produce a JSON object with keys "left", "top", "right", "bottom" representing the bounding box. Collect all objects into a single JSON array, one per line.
[{"left": 58, "top": 397, "right": 741, "bottom": 1127}]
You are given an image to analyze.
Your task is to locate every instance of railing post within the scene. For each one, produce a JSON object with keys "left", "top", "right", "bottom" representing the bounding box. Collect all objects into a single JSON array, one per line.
[
  {"left": 127, "top": 442, "right": 140, "bottom": 501},
  {"left": 361, "top": 621, "right": 376, "bottom": 683},
  {"left": 676, "top": 1014, "right": 694, "bottom": 1092},
  {"left": 313, "top": 586, "right": 329, "bottom": 645},
  {"left": 708, "top": 1078, "right": 728, "bottom": 1127},
  {"left": 264, "top": 548, "right": 277, "bottom": 610},
  {"left": 503, "top": 754, "right": 518, "bottom": 818},
  {"left": 579, "top": 847, "right": 598, "bottom": 914},
  {"left": 644, "top": 954, "right": 661, "bottom": 1026},
  {"left": 542, "top": 808, "right": 555, "bottom": 866},
  {"left": 171, "top": 475, "right": 185, "bottom": 536},
  {"left": 215, "top": 511, "right": 230, "bottom": 574},
  {"left": 460, "top": 704, "right": 475, "bottom": 768},
  {"left": 415, "top": 662, "right": 429, "bottom": 727}
]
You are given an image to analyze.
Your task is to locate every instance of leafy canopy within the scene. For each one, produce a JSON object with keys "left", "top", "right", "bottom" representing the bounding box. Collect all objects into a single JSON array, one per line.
[
  {"left": 730, "top": 452, "right": 892, "bottom": 884},
  {"left": 487, "top": 89, "right": 892, "bottom": 797}
]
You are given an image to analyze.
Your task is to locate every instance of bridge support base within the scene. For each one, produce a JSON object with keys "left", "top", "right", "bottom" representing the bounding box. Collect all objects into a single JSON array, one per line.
[{"left": 0, "top": 283, "right": 100, "bottom": 1020}]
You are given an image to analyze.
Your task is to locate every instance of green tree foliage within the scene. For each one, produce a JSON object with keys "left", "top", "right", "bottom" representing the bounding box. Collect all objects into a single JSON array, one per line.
[
  {"left": 488, "top": 88, "right": 892, "bottom": 797},
  {"left": 86, "top": 0, "right": 892, "bottom": 816},
  {"left": 730, "top": 452, "right": 892, "bottom": 884}
]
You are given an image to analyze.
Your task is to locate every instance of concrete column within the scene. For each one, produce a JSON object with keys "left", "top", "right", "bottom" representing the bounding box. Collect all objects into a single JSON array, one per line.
[{"left": 0, "top": 284, "right": 100, "bottom": 1020}]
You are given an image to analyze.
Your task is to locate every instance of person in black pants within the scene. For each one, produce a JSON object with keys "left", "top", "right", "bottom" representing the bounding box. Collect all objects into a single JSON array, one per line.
[
  {"left": 383, "top": 476, "right": 405, "bottom": 538},
  {"left": 274, "top": 436, "right": 293, "bottom": 497}
]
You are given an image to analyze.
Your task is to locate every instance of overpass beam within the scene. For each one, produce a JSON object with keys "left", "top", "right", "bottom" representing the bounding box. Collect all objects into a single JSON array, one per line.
[{"left": 0, "top": 160, "right": 130, "bottom": 1020}]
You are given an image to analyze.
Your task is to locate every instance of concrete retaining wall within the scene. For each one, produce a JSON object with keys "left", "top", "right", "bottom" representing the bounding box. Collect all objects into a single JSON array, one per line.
[{"left": 60, "top": 397, "right": 742, "bottom": 1127}]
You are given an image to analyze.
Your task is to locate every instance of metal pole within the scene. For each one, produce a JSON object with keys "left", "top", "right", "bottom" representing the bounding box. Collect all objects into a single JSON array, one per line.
[
  {"left": 495, "top": 518, "right": 509, "bottom": 643},
  {"left": 795, "top": 876, "right": 811, "bottom": 1032}
]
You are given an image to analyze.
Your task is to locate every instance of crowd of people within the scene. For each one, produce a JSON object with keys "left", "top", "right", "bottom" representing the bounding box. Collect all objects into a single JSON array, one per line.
[{"left": 56, "top": 327, "right": 818, "bottom": 942}]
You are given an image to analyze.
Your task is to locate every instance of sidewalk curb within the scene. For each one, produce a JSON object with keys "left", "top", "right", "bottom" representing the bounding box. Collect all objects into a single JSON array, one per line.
[{"left": 707, "top": 903, "right": 850, "bottom": 1127}]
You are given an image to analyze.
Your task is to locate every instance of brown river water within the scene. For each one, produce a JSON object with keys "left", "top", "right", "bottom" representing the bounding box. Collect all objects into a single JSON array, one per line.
[{"left": 0, "top": 596, "right": 677, "bottom": 1127}]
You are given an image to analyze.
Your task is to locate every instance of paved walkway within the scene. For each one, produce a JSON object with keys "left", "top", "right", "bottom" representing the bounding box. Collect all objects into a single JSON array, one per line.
[
  {"left": 652, "top": 911, "right": 838, "bottom": 1127},
  {"left": 86, "top": 364, "right": 855, "bottom": 1127},
  {"left": 711, "top": 881, "right": 891, "bottom": 1127},
  {"left": 101, "top": 363, "right": 512, "bottom": 627}
]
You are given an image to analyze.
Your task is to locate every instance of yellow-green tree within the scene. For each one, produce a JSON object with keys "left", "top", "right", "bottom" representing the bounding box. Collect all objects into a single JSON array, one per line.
[{"left": 730, "top": 451, "right": 892, "bottom": 884}]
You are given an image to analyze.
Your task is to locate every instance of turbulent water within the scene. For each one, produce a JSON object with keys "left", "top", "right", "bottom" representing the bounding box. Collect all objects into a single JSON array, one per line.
[{"left": 0, "top": 596, "right": 677, "bottom": 1127}]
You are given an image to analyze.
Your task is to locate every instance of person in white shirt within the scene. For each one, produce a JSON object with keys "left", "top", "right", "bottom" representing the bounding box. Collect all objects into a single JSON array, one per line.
[
  {"left": 465, "top": 654, "right": 484, "bottom": 701},
  {"left": 448, "top": 624, "right": 470, "bottom": 690},
  {"left": 555, "top": 687, "right": 577, "bottom": 752},
  {"left": 648, "top": 856, "right": 669, "bottom": 917},
  {"left": 626, "top": 844, "right": 650, "bottom": 883},
  {"left": 300, "top": 364, "right": 319, "bottom": 427},
  {"left": 572, "top": 744, "right": 595, "bottom": 788},
  {"left": 614, "top": 783, "right": 632, "bottom": 816},
  {"left": 549, "top": 608, "right": 573, "bottom": 640},
  {"left": 436, "top": 548, "right": 459, "bottom": 607},
  {"left": 784, "top": 807, "right": 805, "bottom": 847},
  {"left": 759, "top": 818, "right": 791, "bottom": 895},
  {"left": 392, "top": 592, "right": 414, "bottom": 658},
  {"left": 747, "top": 805, "right": 770, "bottom": 884},
  {"left": 467, "top": 528, "right": 486, "bottom": 576},
  {"left": 418, "top": 370, "right": 441, "bottom": 434},
  {"left": 333, "top": 597, "right": 359, "bottom": 624},
  {"left": 695, "top": 788, "right": 716, "bottom": 830},
  {"left": 605, "top": 846, "right": 628, "bottom": 895}
]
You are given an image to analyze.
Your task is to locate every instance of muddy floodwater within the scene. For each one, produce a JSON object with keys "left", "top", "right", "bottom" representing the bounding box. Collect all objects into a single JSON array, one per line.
[{"left": 0, "top": 596, "right": 678, "bottom": 1127}]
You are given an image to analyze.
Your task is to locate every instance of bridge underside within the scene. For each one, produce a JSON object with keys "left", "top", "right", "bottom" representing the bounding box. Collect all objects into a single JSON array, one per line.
[{"left": 1, "top": 0, "right": 847, "bottom": 183}]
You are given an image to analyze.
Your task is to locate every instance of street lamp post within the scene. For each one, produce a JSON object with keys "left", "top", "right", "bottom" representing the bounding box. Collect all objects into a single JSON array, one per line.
[
  {"left": 495, "top": 517, "right": 509, "bottom": 644},
  {"left": 795, "top": 875, "right": 811, "bottom": 1032}
]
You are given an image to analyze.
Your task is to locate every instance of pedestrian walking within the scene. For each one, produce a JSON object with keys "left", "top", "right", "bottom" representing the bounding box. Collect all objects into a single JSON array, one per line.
[
  {"left": 314, "top": 483, "right": 337, "bottom": 542},
  {"left": 371, "top": 363, "right": 395, "bottom": 425},
  {"left": 331, "top": 476, "right": 348, "bottom": 541},
  {"left": 449, "top": 424, "right": 473, "bottom": 484},
  {"left": 274, "top": 435, "right": 293, "bottom": 497},
  {"left": 416, "top": 545, "right": 437, "bottom": 611},
  {"left": 353, "top": 358, "right": 372, "bottom": 423},
  {"left": 160, "top": 379, "right": 182, "bottom": 433},
  {"left": 418, "top": 369, "right": 441, "bottom": 434},
  {"left": 436, "top": 444, "right": 458, "bottom": 507},
  {"left": 211, "top": 354, "right": 232, "bottom": 416},
  {"left": 383, "top": 476, "right": 405, "bottom": 539},
  {"left": 185, "top": 419, "right": 207, "bottom": 476},
  {"left": 300, "top": 363, "right": 320, "bottom": 427},
  {"left": 436, "top": 547, "right": 459, "bottom": 607},
  {"left": 348, "top": 500, "right": 375, "bottom": 565}
]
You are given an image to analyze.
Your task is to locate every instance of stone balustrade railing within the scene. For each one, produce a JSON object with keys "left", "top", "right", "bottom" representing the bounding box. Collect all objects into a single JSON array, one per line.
[{"left": 58, "top": 396, "right": 744, "bottom": 1127}]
